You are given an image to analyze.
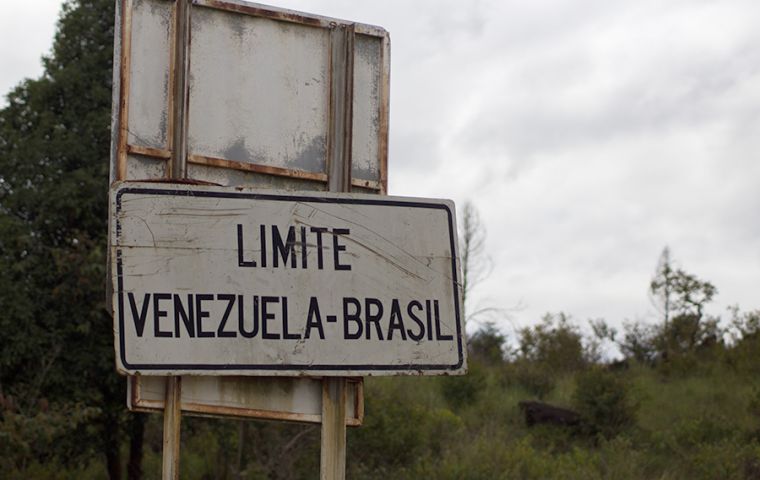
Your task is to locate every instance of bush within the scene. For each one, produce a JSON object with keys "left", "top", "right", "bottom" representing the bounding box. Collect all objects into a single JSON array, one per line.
[
  {"left": 573, "top": 368, "right": 638, "bottom": 439},
  {"left": 440, "top": 361, "right": 487, "bottom": 409},
  {"left": 517, "top": 313, "right": 587, "bottom": 373},
  {"left": 513, "top": 363, "right": 556, "bottom": 400}
]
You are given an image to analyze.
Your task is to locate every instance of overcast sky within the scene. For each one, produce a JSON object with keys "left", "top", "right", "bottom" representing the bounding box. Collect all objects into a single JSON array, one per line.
[{"left": 2, "top": 0, "right": 759, "bottom": 339}]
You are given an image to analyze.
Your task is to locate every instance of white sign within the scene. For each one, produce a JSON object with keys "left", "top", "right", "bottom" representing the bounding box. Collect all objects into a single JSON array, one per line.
[{"left": 111, "top": 182, "right": 466, "bottom": 376}]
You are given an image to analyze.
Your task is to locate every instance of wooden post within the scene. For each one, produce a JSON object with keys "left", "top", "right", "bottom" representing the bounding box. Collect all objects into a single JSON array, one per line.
[
  {"left": 162, "top": 1, "right": 191, "bottom": 478},
  {"left": 162, "top": 376, "right": 182, "bottom": 479},
  {"left": 321, "top": 22, "right": 355, "bottom": 479},
  {"left": 321, "top": 378, "right": 347, "bottom": 480}
]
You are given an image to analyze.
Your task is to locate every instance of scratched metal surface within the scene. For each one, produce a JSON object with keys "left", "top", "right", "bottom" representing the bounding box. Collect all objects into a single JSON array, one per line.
[
  {"left": 351, "top": 33, "right": 382, "bottom": 184},
  {"left": 127, "top": 0, "right": 172, "bottom": 151},
  {"left": 111, "top": 182, "right": 465, "bottom": 376},
  {"left": 186, "top": 163, "right": 326, "bottom": 190},
  {"left": 128, "top": 376, "right": 363, "bottom": 425},
  {"left": 110, "top": 0, "right": 389, "bottom": 188},
  {"left": 125, "top": 154, "right": 167, "bottom": 180},
  {"left": 187, "top": 6, "right": 330, "bottom": 174}
]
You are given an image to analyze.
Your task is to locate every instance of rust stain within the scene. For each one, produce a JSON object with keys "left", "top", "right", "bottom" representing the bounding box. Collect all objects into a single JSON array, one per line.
[
  {"left": 127, "top": 144, "right": 173, "bottom": 160},
  {"left": 378, "top": 34, "right": 390, "bottom": 195},
  {"left": 117, "top": 0, "right": 134, "bottom": 182},
  {"left": 123, "top": 177, "right": 222, "bottom": 186},
  {"left": 189, "top": 154, "right": 329, "bottom": 182},
  {"left": 166, "top": 0, "right": 178, "bottom": 168},
  {"left": 350, "top": 178, "right": 381, "bottom": 190},
  {"left": 197, "top": 0, "right": 328, "bottom": 28}
]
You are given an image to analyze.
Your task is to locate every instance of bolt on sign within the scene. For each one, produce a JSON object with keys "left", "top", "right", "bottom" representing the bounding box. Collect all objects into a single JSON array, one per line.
[{"left": 110, "top": 182, "right": 466, "bottom": 376}]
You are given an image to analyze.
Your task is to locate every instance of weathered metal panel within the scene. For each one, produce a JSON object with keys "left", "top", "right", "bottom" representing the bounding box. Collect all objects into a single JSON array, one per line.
[
  {"left": 351, "top": 34, "right": 382, "bottom": 186},
  {"left": 187, "top": 5, "right": 330, "bottom": 174},
  {"left": 125, "top": 154, "right": 168, "bottom": 180},
  {"left": 127, "top": 0, "right": 173, "bottom": 151},
  {"left": 110, "top": 182, "right": 465, "bottom": 376},
  {"left": 186, "top": 163, "right": 327, "bottom": 191},
  {"left": 110, "top": 0, "right": 389, "bottom": 188},
  {"left": 128, "top": 376, "right": 363, "bottom": 425}
]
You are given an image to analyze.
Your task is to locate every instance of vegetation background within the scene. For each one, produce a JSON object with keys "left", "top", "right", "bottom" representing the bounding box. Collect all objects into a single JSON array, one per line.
[{"left": 2, "top": 1, "right": 760, "bottom": 478}]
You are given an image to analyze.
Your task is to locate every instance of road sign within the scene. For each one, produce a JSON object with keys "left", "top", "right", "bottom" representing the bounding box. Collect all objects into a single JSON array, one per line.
[
  {"left": 111, "top": 182, "right": 465, "bottom": 376},
  {"left": 128, "top": 376, "right": 363, "bottom": 426},
  {"left": 110, "top": 0, "right": 392, "bottom": 423}
]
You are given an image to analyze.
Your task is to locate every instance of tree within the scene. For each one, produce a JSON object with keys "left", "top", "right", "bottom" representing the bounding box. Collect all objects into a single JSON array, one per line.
[
  {"left": 650, "top": 247, "right": 675, "bottom": 327},
  {"left": 0, "top": 0, "right": 134, "bottom": 477},
  {"left": 468, "top": 322, "right": 507, "bottom": 365},
  {"left": 458, "top": 201, "right": 492, "bottom": 324},
  {"left": 646, "top": 248, "right": 719, "bottom": 362},
  {"left": 650, "top": 247, "right": 717, "bottom": 325},
  {"left": 517, "top": 313, "right": 587, "bottom": 373}
]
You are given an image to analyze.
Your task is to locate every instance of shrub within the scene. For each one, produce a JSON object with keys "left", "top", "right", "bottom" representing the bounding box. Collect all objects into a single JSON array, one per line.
[
  {"left": 440, "top": 361, "right": 487, "bottom": 409},
  {"left": 573, "top": 368, "right": 638, "bottom": 439}
]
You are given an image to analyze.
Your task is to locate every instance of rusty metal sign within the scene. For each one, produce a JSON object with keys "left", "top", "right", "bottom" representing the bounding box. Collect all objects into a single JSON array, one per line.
[
  {"left": 111, "top": 0, "right": 389, "bottom": 192},
  {"left": 110, "top": 182, "right": 465, "bottom": 376},
  {"left": 128, "top": 376, "right": 363, "bottom": 426}
]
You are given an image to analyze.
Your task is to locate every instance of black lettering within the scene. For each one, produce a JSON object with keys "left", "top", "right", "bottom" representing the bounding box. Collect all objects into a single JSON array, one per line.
[
  {"left": 300, "top": 226, "right": 308, "bottom": 269},
  {"left": 426, "top": 300, "right": 433, "bottom": 341},
  {"left": 153, "top": 293, "right": 172, "bottom": 338},
  {"left": 260, "top": 224, "right": 267, "bottom": 268},
  {"left": 310, "top": 227, "right": 327, "bottom": 269},
  {"left": 282, "top": 297, "right": 300, "bottom": 339},
  {"left": 239, "top": 295, "right": 259, "bottom": 338},
  {"left": 261, "top": 296, "right": 280, "bottom": 339},
  {"left": 332, "top": 228, "right": 351, "bottom": 271},
  {"left": 343, "top": 297, "right": 362, "bottom": 339},
  {"left": 434, "top": 300, "right": 453, "bottom": 340},
  {"left": 128, "top": 292, "right": 150, "bottom": 337},
  {"left": 406, "top": 300, "right": 425, "bottom": 341},
  {"left": 387, "top": 299, "right": 407, "bottom": 340},
  {"left": 217, "top": 294, "right": 237, "bottom": 338},
  {"left": 173, "top": 294, "right": 195, "bottom": 338},
  {"left": 196, "top": 294, "right": 214, "bottom": 338},
  {"left": 237, "top": 224, "right": 256, "bottom": 267},
  {"left": 305, "top": 297, "right": 325, "bottom": 339},
  {"left": 273, "top": 226, "right": 296, "bottom": 268},
  {"left": 365, "top": 297, "right": 384, "bottom": 340}
]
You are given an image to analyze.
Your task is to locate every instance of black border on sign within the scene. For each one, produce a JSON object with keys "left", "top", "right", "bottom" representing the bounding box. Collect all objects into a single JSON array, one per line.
[{"left": 114, "top": 186, "right": 464, "bottom": 373}]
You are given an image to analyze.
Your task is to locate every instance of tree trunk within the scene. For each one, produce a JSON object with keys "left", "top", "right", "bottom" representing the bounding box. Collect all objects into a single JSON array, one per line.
[
  {"left": 128, "top": 413, "right": 146, "bottom": 480},
  {"left": 104, "top": 412, "right": 122, "bottom": 480}
]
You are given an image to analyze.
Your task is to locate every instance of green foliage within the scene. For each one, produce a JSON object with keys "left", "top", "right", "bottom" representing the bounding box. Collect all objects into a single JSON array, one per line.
[
  {"left": 468, "top": 322, "right": 507, "bottom": 365},
  {"left": 517, "top": 313, "right": 588, "bottom": 373},
  {"left": 0, "top": 0, "right": 123, "bottom": 475},
  {"left": 513, "top": 363, "right": 556, "bottom": 399},
  {"left": 0, "top": 402, "right": 100, "bottom": 473},
  {"left": 573, "top": 368, "right": 638, "bottom": 439},
  {"left": 725, "top": 309, "right": 760, "bottom": 374},
  {"left": 348, "top": 378, "right": 463, "bottom": 478},
  {"left": 440, "top": 360, "right": 488, "bottom": 409}
]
